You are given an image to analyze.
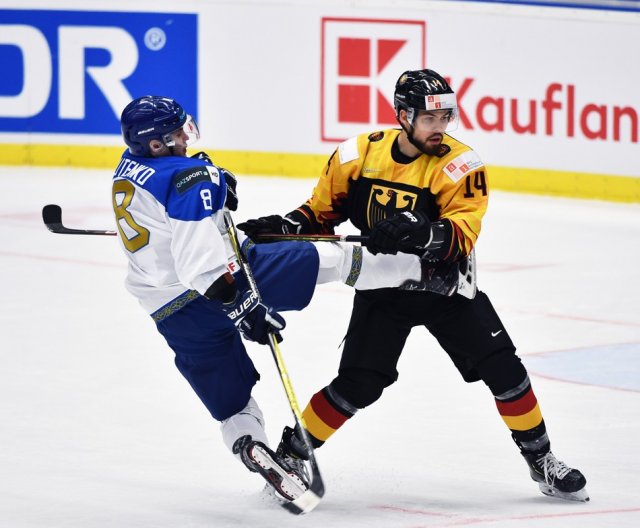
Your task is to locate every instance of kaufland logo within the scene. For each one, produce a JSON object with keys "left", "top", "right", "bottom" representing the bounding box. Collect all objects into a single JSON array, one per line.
[
  {"left": 321, "top": 17, "right": 425, "bottom": 142},
  {"left": 320, "top": 17, "right": 638, "bottom": 146},
  {"left": 448, "top": 77, "right": 638, "bottom": 144}
]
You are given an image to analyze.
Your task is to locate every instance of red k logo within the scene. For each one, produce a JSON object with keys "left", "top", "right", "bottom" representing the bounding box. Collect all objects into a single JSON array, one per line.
[{"left": 321, "top": 17, "right": 426, "bottom": 142}]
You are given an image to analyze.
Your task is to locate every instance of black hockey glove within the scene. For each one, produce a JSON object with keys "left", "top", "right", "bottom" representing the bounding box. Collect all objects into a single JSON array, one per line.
[
  {"left": 221, "top": 289, "right": 286, "bottom": 345},
  {"left": 220, "top": 168, "right": 238, "bottom": 211},
  {"left": 366, "top": 210, "right": 432, "bottom": 255},
  {"left": 190, "top": 151, "right": 213, "bottom": 164},
  {"left": 237, "top": 213, "right": 303, "bottom": 238}
]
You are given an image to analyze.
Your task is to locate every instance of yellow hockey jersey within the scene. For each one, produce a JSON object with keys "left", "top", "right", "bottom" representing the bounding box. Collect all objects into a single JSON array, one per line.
[{"left": 296, "top": 128, "right": 488, "bottom": 259}]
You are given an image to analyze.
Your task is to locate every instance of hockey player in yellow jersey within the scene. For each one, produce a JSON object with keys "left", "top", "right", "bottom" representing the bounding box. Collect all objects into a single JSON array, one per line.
[
  {"left": 295, "top": 114, "right": 486, "bottom": 261},
  {"left": 238, "top": 69, "right": 588, "bottom": 502}
]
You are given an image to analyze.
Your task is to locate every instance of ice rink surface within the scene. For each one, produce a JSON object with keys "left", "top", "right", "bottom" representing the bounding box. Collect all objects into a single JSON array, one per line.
[{"left": 1, "top": 166, "right": 639, "bottom": 527}]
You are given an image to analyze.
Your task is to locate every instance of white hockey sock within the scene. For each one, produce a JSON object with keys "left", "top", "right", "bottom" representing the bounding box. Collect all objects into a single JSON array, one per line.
[
  {"left": 315, "top": 242, "right": 421, "bottom": 290},
  {"left": 220, "top": 397, "right": 269, "bottom": 460}
]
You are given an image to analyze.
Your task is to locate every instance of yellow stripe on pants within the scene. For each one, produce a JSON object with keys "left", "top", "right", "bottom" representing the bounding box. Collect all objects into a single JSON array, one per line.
[{"left": 501, "top": 404, "right": 543, "bottom": 431}]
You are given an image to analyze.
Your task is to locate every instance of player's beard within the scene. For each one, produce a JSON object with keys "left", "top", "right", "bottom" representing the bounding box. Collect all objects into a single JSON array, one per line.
[
  {"left": 170, "top": 145, "right": 188, "bottom": 157},
  {"left": 400, "top": 122, "right": 444, "bottom": 156},
  {"left": 408, "top": 130, "right": 444, "bottom": 156}
]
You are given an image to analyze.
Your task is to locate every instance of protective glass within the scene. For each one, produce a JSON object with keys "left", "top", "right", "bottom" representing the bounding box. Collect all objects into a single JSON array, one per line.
[
  {"left": 408, "top": 106, "right": 460, "bottom": 133},
  {"left": 424, "top": 93, "right": 459, "bottom": 132},
  {"left": 162, "top": 114, "right": 200, "bottom": 147}
]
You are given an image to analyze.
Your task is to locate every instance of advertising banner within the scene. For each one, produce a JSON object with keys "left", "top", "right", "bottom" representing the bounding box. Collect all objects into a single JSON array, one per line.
[
  {"left": 0, "top": 9, "right": 197, "bottom": 135},
  {"left": 0, "top": 0, "right": 638, "bottom": 202}
]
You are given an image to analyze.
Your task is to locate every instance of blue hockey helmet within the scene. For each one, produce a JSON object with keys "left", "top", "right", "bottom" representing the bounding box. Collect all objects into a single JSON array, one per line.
[{"left": 120, "top": 96, "right": 199, "bottom": 156}]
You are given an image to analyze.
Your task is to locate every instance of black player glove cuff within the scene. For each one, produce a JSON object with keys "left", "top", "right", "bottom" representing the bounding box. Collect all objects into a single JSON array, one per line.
[
  {"left": 190, "top": 151, "right": 212, "bottom": 164},
  {"left": 237, "top": 210, "right": 309, "bottom": 239},
  {"left": 237, "top": 215, "right": 288, "bottom": 237},
  {"left": 220, "top": 168, "right": 238, "bottom": 211},
  {"left": 366, "top": 210, "right": 432, "bottom": 255}
]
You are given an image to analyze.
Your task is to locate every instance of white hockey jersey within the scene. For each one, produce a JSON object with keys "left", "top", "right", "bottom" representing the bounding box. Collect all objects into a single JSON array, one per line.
[{"left": 111, "top": 150, "right": 239, "bottom": 317}]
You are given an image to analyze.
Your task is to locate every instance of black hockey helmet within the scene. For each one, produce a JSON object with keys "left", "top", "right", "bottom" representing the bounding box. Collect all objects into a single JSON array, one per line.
[
  {"left": 394, "top": 69, "right": 458, "bottom": 128},
  {"left": 120, "top": 96, "right": 199, "bottom": 157}
]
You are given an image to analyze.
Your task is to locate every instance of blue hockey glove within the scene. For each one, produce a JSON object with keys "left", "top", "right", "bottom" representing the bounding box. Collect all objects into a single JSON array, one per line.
[
  {"left": 366, "top": 210, "right": 432, "bottom": 255},
  {"left": 222, "top": 289, "right": 286, "bottom": 345}
]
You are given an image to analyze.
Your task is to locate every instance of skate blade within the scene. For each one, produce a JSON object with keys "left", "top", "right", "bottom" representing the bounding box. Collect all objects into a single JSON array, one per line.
[
  {"left": 538, "top": 482, "right": 590, "bottom": 502},
  {"left": 249, "top": 445, "right": 308, "bottom": 501}
]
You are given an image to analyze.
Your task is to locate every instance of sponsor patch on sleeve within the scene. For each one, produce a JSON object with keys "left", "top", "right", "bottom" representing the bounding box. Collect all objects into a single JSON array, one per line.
[
  {"left": 442, "top": 150, "right": 484, "bottom": 183},
  {"left": 173, "top": 166, "right": 211, "bottom": 194},
  {"left": 206, "top": 165, "right": 220, "bottom": 185},
  {"left": 338, "top": 136, "right": 359, "bottom": 164}
]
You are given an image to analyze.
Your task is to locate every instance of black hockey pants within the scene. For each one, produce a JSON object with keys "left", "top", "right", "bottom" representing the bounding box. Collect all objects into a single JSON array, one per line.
[{"left": 330, "top": 288, "right": 528, "bottom": 409}]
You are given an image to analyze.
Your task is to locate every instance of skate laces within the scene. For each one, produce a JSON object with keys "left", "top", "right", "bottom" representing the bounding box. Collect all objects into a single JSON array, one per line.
[{"left": 537, "top": 451, "right": 571, "bottom": 482}]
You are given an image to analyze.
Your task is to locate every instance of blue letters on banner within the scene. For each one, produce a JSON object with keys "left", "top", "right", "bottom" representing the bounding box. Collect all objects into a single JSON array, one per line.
[{"left": 0, "top": 10, "right": 197, "bottom": 135}]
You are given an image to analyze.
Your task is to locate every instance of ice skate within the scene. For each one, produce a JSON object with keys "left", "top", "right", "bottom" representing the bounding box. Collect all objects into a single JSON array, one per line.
[
  {"left": 233, "top": 435, "right": 308, "bottom": 502},
  {"left": 276, "top": 426, "right": 311, "bottom": 488},
  {"left": 521, "top": 449, "right": 589, "bottom": 502}
]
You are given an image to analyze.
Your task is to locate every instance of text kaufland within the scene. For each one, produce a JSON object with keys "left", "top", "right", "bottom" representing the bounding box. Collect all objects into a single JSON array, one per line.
[{"left": 449, "top": 78, "right": 638, "bottom": 143}]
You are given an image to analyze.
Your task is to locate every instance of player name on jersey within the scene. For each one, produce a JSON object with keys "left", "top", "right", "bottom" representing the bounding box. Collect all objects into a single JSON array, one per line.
[{"left": 114, "top": 156, "right": 156, "bottom": 185}]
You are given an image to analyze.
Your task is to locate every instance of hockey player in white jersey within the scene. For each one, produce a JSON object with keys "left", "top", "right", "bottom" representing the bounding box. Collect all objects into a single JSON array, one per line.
[{"left": 113, "top": 96, "right": 431, "bottom": 503}]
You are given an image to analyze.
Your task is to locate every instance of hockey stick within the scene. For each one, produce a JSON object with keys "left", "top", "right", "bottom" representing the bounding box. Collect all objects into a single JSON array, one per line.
[
  {"left": 41, "top": 205, "right": 362, "bottom": 245},
  {"left": 254, "top": 233, "right": 367, "bottom": 243},
  {"left": 42, "top": 204, "right": 475, "bottom": 299},
  {"left": 223, "top": 211, "right": 325, "bottom": 515},
  {"left": 42, "top": 204, "right": 117, "bottom": 236}
]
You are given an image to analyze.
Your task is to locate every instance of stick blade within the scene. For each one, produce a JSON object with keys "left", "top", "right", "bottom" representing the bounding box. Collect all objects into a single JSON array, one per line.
[
  {"left": 281, "top": 488, "right": 323, "bottom": 515},
  {"left": 42, "top": 204, "right": 63, "bottom": 233},
  {"left": 41, "top": 204, "right": 117, "bottom": 236}
]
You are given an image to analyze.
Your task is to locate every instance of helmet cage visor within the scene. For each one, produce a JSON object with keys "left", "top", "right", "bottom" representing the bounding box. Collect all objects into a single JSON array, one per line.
[{"left": 161, "top": 114, "right": 200, "bottom": 149}]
